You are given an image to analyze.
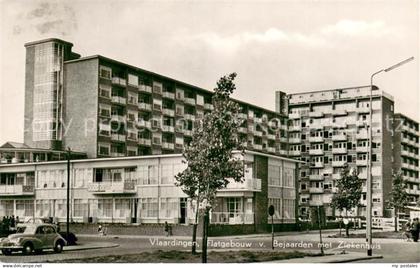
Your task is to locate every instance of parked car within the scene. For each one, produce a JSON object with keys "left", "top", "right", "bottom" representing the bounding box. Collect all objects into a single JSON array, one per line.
[
  {"left": 0, "top": 223, "right": 67, "bottom": 255},
  {"left": 21, "top": 217, "right": 78, "bottom": 245}
]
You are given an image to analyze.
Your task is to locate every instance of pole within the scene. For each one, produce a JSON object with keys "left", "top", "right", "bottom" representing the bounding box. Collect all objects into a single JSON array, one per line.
[
  {"left": 317, "top": 206, "right": 324, "bottom": 255},
  {"left": 201, "top": 208, "right": 209, "bottom": 263},
  {"left": 66, "top": 148, "right": 71, "bottom": 240}
]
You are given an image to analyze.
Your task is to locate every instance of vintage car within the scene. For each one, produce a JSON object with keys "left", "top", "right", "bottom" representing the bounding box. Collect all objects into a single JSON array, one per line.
[{"left": 0, "top": 223, "right": 67, "bottom": 255}]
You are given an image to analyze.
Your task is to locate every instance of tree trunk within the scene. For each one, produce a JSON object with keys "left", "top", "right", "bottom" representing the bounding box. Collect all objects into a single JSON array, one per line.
[
  {"left": 192, "top": 201, "right": 199, "bottom": 254},
  {"left": 201, "top": 208, "right": 209, "bottom": 263},
  {"left": 345, "top": 210, "right": 349, "bottom": 237}
]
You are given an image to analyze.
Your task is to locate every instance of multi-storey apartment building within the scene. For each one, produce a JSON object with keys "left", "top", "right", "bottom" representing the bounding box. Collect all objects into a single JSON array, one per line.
[
  {"left": 23, "top": 38, "right": 289, "bottom": 159},
  {"left": 0, "top": 151, "right": 299, "bottom": 233},
  {"left": 393, "top": 113, "right": 420, "bottom": 204},
  {"left": 277, "top": 86, "right": 396, "bottom": 218}
]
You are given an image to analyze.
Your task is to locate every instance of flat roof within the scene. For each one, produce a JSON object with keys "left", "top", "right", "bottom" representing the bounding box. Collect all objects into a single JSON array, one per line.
[
  {"left": 24, "top": 38, "right": 74, "bottom": 48},
  {"left": 0, "top": 150, "right": 302, "bottom": 168},
  {"left": 394, "top": 113, "right": 419, "bottom": 125},
  {"left": 64, "top": 55, "right": 286, "bottom": 117}
]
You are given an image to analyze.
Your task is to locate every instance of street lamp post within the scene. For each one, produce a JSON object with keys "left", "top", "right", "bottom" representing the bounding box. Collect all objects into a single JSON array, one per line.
[
  {"left": 367, "top": 57, "right": 414, "bottom": 256},
  {"left": 66, "top": 147, "right": 71, "bottom": 240}
]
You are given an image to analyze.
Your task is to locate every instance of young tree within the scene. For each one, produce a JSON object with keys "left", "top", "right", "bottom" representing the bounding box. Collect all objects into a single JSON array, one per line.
[
  {"left": 330, "top": 164, "right": 362, "bottom": 237},
  {"left": 175, "top": 73, "right": 245, "bottom": 262},
  {"left": 388, "top": 171, "right": 409, "bottom": 232}
]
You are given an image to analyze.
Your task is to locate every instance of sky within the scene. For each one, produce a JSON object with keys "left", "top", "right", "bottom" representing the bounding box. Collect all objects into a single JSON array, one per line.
[{"left": 0, "top": 0, "right": 419, "bottom": 144}]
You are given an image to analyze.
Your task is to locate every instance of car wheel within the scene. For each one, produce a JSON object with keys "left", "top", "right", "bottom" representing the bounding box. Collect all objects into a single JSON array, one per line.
[
  {"left": 54, "top": 240, "right": 64, "bottom": 253},
  {"left": 22, "top": 242, "right": 33, "bottom": 255},
  {"left": 1, "top": 249, "right": 12, "bottom": 255}
]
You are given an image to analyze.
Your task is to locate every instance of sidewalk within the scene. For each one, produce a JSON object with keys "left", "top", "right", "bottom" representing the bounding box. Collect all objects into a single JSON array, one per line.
[
  {"left": 271, "top": 251, "right": 383, "bottom": 263},
  {"left": 76, "top": 228, "right": 367, "bottom": 240}
]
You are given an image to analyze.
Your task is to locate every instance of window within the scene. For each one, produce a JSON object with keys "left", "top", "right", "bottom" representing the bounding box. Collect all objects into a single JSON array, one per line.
[
  {"left": 99, "top": 84, "right": 111, "bottom": 99},
  {"left": 161, "top": 164, "right": 173, "bottom": 184},
  {"left": 227, "top": 197, "right": 242, "bottom": 217},
  {"left": 98, "top": 199, "right": 113, "bottom": 218},
  {"left": 99, "top": 66, "right": 112, "bottom": 79},
  {"left": 98, "top": 143, "right": 110, "bottom": 156},
  {"left": 139, "top": 165, "right": 158, "bottom": 185},
  {"left": 115, "top": 199, "right": 130, "bottom": 218},
  {"left": 73, "top": 199, "right": 88, "bottom": 217},
  {"left": 141, "top": 198, "right": 158, "bottom": 218},
  {"left": 153, "top": 82, "right": 162, "bottom": 94}
]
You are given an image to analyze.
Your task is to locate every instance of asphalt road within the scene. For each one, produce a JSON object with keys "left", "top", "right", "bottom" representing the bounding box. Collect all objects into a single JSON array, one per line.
[{"left": 1, "top": 231, "right": 419, "bottom": 263}]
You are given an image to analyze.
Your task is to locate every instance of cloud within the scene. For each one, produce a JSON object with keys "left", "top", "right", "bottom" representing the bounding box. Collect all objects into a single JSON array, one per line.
[
  {"left": 182, "top": 27, "right": 327, "bottom": 53},
  {"left": 11, "top": 1, "right": 78, "bottom": 36},
  {"left": 321, "top": 19, "right": 391, "bottom": 37},
  {"left": 176, "top": 19, "right": 395, "bottom": 53}
]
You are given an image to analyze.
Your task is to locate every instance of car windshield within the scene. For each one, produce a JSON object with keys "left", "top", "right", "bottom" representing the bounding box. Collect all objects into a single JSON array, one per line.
[{"left": 23, "top": 225, "right": 37, "bottom": 234}]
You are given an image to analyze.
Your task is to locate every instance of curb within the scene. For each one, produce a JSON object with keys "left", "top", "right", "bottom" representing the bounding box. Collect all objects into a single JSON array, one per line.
[
  {"left": 64, "top": 242, "right": 119, "bottom": 252},
  {"left": 329, "top": 254, "right": 383, "bottom": 263}
]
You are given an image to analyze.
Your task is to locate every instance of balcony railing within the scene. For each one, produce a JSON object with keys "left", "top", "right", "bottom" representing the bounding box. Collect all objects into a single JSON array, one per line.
[
  {"left": 111, "top": 96, "right": 127, "bottom": 105},
  {"left": 184, "top": 114, "right": 195, "bottom": 121},
  {"left": 332, "top": 161, "right": 347, "bottom": 167},
  {"left": 356, "top": 159, "right": 368, "bottom": 166},
  {"left": 162, "top": 125, "right": 175, "bottom": 133},
  {"left": 331, "top": 109, "right": 347, "bottom": 116},
  {"left": 252, "top": 144, "right": 263, "bottom": 151},
  {"left": 183, "top": 130, "right": 193, "bottom": 136},
  {"left": 162, "top": 91, "right": 175, "bottom": 99},
  {"left": 184, "top": 97, "right": 195, "bottom": 105},
  {"left": 238, "top": 113, "right": 248, "bottom": 120},
  {"left": 138, "top": 103, "right": 152, "bottom": 110},
  {"left": 111, "top": 133, "right": 126, "bottom": 142},
  {"left": 289, "top": 151, "right": 301, "bottom": 156},
  {"left": 309, "top": 136, "right": 324, "bottom": 143},
  {"left": 288, "top": 137, "right": 301, "bottom": 143},
  {"left": 266, "top": 134, "right": 276, "bottom": 140},
  {"left": 309, "top": 111, "right": 324, "bottom": 118},
  {"left": 137, "top": 120, "right": 151, "bottom": 128},
  {"left": 112, "top": 77, "right": 127, "bottom": 86},
  {"left": 162, "top": 142, "right": 175, "bottom": 150},
  {"left": 139, "top": 85, "right": 152, "bottom": 93},
  {"left": 162, "top": 108, "right": 175, "bottom": 117},
  {"left": 289, "top": 125, "right": 301, "bottom": 131},
  {"left": 309, "top": 149, "right": 324, "bottom": 155},
  {"left": 267, "top": 147, "right": 276, "bottom": 153},
  {"left": 311, "top": 162, "right": 324, "bottom": 168},
  {"left": 332, "top": 133, "right": 347, "bottom": 141},
  {"left": 139, "top": 138, "right": 152, "bottom": 146},
  {"left": 309, "top": 174, "right": 323, "bottom": 181},
  {"left": 204, "top": 103, "right": 214, "bottom": 110},
  {"left": 309, "top": 200, "right": 323, "bottom": 206},
  {"left": 332, "top": 147, "right": 347, "bottom": 154},
  {"left": 111, "top": 115, "right": 126, "bottom": 122},
  {"left": 0, "top": 185, "right": 35, "bottom": 196},
  {"left": 278, "top": 150, "right": 288, "bottom": 155},
  {"left": 288, "top": 113, "right": 301, "bottom": 119},
  {"left": 309, "top": 187, "right": 324, "bottom": 194},
  {"left": 356, "top": 132, "right": 368, "bottom": 140},
  {"left": 356, "top": 146, "right": 369, "bottom": 153},
  {"left": 220, "top": 177, "right": 262, "bottom": 192},
  {"left": 356, "top": 107, "right": 370, "bottom": 114},
  {"left": 210, "top": 212, "right": 254, "bottom": 225},
  {"left": 87, "top": 181, "right": 136, "bottom": 194},
  {"left": 253, "top": 130, "right": 263, "bottom": 137}
]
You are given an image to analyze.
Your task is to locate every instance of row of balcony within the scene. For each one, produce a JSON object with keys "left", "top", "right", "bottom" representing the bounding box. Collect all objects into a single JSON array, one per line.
[
  {"left": 401, "top": 163, "right": 419, "bottom": 171},
  {"left": 0, "top": 185, "right": 35, "bottom": 196},
  {"left": 401, "top": 137, "right": 419, "bottom": 147}
]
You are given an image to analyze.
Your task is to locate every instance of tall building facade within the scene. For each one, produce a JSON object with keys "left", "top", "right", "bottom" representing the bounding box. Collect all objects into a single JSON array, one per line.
[
  {"left": 393, "top": 113, "right": 420, "bottom": 204},
  {"left": 277, "top": 86, "right": 396, "bottom": 217},
  {"left": 24, "top": 39, "right": 289, "bottom": 159},
  {"left": 24, "top": 39, "right": 81, "bottom": 150}
]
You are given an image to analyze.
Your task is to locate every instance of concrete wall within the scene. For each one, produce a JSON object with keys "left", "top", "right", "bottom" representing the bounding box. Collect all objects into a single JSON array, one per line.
[
  {"left": 381, "top": 97, "right": 395, "bottom": 217},
  {"left": 63, "top": 59, "right": 99, "bottom": 158}
]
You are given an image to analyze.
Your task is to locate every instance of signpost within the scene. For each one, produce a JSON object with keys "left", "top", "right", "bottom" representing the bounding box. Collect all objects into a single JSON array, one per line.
[{"left": 268, "top": 205, "right": 275, "bottom": 250}]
